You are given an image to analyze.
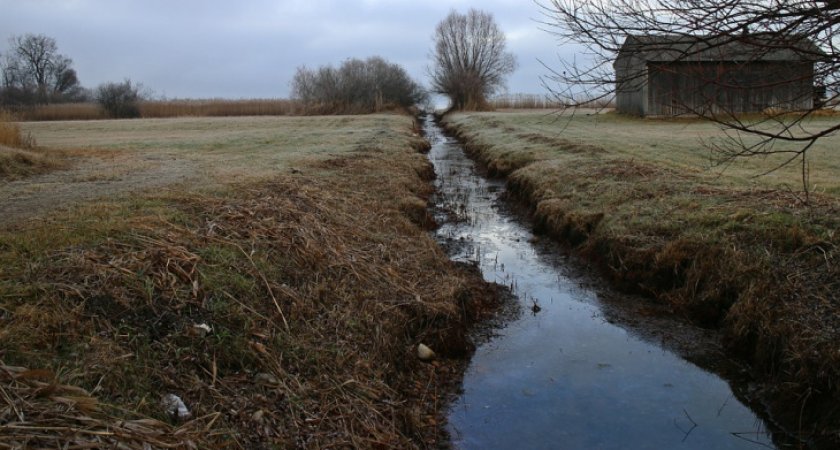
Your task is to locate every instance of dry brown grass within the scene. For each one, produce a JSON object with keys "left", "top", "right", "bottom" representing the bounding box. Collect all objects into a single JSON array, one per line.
[
  {"left": 0, "top": 111, "right": 65, "bottom": 180},
  {"left": 0, "top": 114, "right": 501, "bottom": 448},
  {"left": 139, "top": 99, "right": 300, "bottom": 118},
  {"left": 0, "top": 364, "right": 217, "bottom": 448},
  {"left": 11, "top": 99, "right": 301, "bottom": 121},
  {"left": 0, "top": 111, "right": 33, "bottom": 147},
  {"left": 0, "top": 145, "right": 65, "bottom": 180},
  {"left": 11, "top": 103, "right": 106, "bottom": 121},
  {"left": 489, "top": 94, "right": 615, "bottom": 110},
  {"left": 442, "top": 110, "right": 840, "bottom": 445}
]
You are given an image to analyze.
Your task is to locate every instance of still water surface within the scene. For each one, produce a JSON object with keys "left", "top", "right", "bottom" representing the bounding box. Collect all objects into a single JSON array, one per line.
[{"left": 424, "top": 116, "right": 776, "bottom": 450}]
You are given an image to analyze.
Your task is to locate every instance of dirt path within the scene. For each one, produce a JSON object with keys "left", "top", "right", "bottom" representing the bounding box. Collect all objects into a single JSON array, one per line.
[{"left": 0, "top": 153, "right": 199, "bottom": 226}]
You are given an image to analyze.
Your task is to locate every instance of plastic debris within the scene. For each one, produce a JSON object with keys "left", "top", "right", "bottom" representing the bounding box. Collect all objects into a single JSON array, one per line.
[
  {"left": 192, "top": 323, "right": 212, "bottom": 336},
  {"left": 161, "top": 394, "right": 192, "bottom": 421}
]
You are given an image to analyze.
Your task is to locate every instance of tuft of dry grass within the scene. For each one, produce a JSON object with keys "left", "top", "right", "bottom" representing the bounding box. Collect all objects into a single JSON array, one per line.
[
  {"left": 139, "top": 99, "right": 300, "bottom": 118},
  {"left": 0, "top": 114, "right": 501, "bottom": 448},
  {"left": 11, "top": 103, "right": 106, "bottom": 121},
  {"left": 0, "top": 145, "right": 65, "bottom": 180},
  {"left": 442, "top": 110, "right": 840, "bottom": 445},
  {"left": 0, "top": 111, "right": 65, "bottom": 180},
  {"left": 0, "top": 111, "right": 34, "bottom": 148}
]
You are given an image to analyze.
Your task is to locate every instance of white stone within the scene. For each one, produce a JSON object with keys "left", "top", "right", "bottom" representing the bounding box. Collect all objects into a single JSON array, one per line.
[{"left": 417, "top": 343, "right": 435, "bottom": 361}]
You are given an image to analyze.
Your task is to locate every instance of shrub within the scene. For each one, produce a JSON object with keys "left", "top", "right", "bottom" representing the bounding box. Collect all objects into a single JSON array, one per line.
[
  {"left": 291, "top": 57, "right": 427, "bottom": 114},
  {"left": 96, "top": 80, "right": 142, "bottom": 118}
]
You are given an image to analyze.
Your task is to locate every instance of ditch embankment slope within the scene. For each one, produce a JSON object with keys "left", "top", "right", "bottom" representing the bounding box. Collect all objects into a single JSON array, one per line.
[
  {"left": 441, "top": 110, "right": 840, "bottom": 448},
  {"left": 0, "top": 114, "right": 502, "bottom": 448}
]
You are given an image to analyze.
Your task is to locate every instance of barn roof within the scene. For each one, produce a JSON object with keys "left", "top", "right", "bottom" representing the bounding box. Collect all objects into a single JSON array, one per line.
[{"left": 617, "top": 34, "right": 825, "bottom": 63}]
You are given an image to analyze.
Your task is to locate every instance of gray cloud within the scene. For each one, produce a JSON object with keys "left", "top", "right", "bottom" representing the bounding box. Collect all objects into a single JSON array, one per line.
[{"left": 0, "top": 0, "right": 574, "bottom": 98}]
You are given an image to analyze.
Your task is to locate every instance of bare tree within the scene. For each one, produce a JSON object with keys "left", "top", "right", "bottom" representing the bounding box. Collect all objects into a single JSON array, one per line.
[
  {"left": 430, "top": 9, "right": 517, "bottom": 111},
  {"left": 1, "top": 34, "right": 82, "bottom": 105},
  {"left": 538, "top": 0, "right": 840, "bottom": 201}
]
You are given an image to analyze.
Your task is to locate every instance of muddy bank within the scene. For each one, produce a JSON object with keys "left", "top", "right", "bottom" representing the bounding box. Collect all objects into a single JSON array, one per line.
[{"left": 439, "top": 114, "right": 840, "bottom": 449}]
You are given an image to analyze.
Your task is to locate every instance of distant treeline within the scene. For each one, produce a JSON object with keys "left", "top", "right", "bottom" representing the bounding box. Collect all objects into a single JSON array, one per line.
[{"left": 2, "top": 33, "right": 429, "bottom": 120}]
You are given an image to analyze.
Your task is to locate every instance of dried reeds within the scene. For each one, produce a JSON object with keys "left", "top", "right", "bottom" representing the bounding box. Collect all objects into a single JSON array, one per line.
[
  {"left": 489, "top": 94, "right": 615, "bottom": 110},
  {"left": 11, "top": 99, "right": 302, "bottom": 121},
  {"left": 139, "top": 99, "right": 300, "bottom": 118},
  {"left": 0, "top": 111, "right": 33, "bottom": 148},
  {"left": 0, "top": 364, "right": 217, "bottom": 449}
]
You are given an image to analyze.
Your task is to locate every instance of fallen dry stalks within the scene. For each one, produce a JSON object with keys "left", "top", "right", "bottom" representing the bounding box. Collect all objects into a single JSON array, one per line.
[{"left": 0, "top": 129, "right": 501, "bottom": 448}]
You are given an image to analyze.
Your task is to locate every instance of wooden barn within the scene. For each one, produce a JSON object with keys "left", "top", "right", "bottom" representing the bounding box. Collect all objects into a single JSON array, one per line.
[{"left": 614, "top": 34, "right": 824, "bottom": 116}]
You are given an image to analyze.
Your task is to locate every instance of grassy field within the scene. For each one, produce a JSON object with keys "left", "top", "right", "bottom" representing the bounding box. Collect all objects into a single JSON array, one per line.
[
  {"left": 443, "top": 110, "right": 840, "bottom": 443},
  {"left": 0, "top": 114, "right": 500, "bottom": 448},
  {"left": 454, "top": 110, "right": 840, "bottom": 194},
  {"left": 18, "top": 115, "right": 412, "bottom": 186}
]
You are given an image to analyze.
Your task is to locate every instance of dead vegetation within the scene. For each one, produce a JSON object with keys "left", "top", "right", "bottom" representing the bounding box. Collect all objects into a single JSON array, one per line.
[
  {"left": 442, "top": 111, "right": 840, "bottom": 445},
  {"left": 0, "top": 145, "right": 64, "bottom": 180},
  {"left": 0, "top": 112, "right": 65, "bottom": 180},
  {"left": 0, "top": 363, "right": 217, "bottom": 448},
  {"left": 0, "top": 115, "right": 502, "bottom": 447},
  {"left": 7, "top": 99, "right": 300, "bottom": 121}
]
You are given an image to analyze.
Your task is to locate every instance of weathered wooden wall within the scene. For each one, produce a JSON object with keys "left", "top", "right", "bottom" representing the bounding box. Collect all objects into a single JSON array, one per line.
[
  {"left": 646, "top": 61, "right": 814, "bottom": 116},
  {"left": 615, "top": 55, "right": 649, "bottom": 116},
  {"left": 616, "top": 79, "right": 648, "bottom": 116}
]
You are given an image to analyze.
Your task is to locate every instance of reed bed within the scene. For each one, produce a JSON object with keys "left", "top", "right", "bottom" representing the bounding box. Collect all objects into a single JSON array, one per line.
[
  {"left": 9, "top": 99, "right": 302, "bottom": 121},
  {"left": 140, "top": 99, "right": 300, "bottom": 118},
  {"left": 9, "top": 103, "right": 104, "bottom": 121},
  {"left": 489, "top": 94, "right": 564, "bottom": 110},
  {"left": 0, "top": 111, "right": 33, "bottom": 147},
  {"left": 489, "top": 94, "right": 615, "bottom": 110}
]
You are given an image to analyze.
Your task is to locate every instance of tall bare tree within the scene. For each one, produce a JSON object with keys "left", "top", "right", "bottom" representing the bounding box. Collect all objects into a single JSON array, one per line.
[
  {"left": 1, "top": 33, "right": 82, "bottom": 105},
  {"left": 538, "top": 0, "right": 840, "bottom": 200},
  {"left": 430, "top": 9, "right": 517, "bottom": 111}
]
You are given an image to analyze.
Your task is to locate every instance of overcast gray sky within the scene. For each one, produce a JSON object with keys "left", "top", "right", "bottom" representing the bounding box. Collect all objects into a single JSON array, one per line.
[{"left": 0, "top": 0, "right": 574, "bottom": 99}]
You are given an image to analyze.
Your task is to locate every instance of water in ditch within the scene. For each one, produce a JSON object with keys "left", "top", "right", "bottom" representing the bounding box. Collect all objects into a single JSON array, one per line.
[{"left": 424, "top": 115, "right": 779, "bottom": 450}]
